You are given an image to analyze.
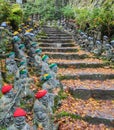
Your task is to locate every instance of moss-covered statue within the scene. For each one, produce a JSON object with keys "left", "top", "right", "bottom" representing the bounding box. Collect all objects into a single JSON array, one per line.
[
  {"left": 93, "top": 40, "right": 102, "bottom": 56},
  {"left": 6, "top": 52, "right": 18, "bottom": 74},
  {"left": 7, "top": 108, "right": 33, "bottom": 130},
  {"left": 34, "top": 48, "right": 42, "bottom": 74},
  {"left": 33, "top": 100, "right": 58, "bottom": 130},
  {"left": 14, "top": 69, "right": 34, "bottom": 98},
  {"left": 0, "top": 85, "right": 15, "bottom": 125},
  {"left": 35, "top": 90, "right": 55, "bottom": 114},
  {"left": 41, "top": 55, "right": 50, "bottom": 75},
  {"left": 41, "top": 74, "right": 56, "bottom": 92}
]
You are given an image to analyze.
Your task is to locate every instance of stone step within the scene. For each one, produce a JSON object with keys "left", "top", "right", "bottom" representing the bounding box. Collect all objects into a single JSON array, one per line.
[
  {"left": 42, "top": 52, "right": 89, "bottom": 59},
  {"left": 44, "top": 30, "right": 65, "bottom": 33},
  {"left": 69, "top": 87, "right": 114, "bottom": 100},
  {"left": 56, "top": 96, "right": 114, "bottom": 127},
  {"left": 39, "top": 43, "right": 75, "bottom": 47},
  {"left": 41, "top": 47, "right": 78, "bottom": 52},
  {"left": 49, "top": 58, "right": 107, "bottom": 68},
  {"left": 42, "top": 36, "right": 72, "bottom": 39},
  {"left": 58, "top": 68, "right": 114, "bottom": 80},
  {"left": 38, "top": 39, "right": 73, "bottom": 43},
  {"left": 56, "top": 117, "right": 113, "bottom": 130},
  {"left": 47, "top": 33, "right": 71, "bottom": 36},
  {"left": 61, "top": 79, "right": 114, "bottom": 99}
]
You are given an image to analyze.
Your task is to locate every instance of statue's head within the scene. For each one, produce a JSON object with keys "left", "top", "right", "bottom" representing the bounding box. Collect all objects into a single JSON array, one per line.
[
  {"left": 42, "top": 55, "right": 49, "bottom": 63},
  {"left": 20, "top": 69, "right": 28, "bottom": 78},
  {"left": 88, "top": 37, "right": 93, "bottom": 41},
  {"left": 49, "top": 63, "right": 58, "bottom": 73},
  {"left": 19, "top": 44, "right": 25, "bottom": 50},
  {"left": 12, "top": 35, "right": 21, "bottom": 43},
  {"left": 35, "top": 90, "right": 48, "bottom": 105},
  {"left": 7, "top": 52, "right": 15, "bottom": 59},
  {"left": 35, "top": 48, "right": 42, "bottom": 55},
  {"left": 13, "top": 108, "right": 26, "bottom": 129},
  {"left": 103, "top": 35, "right": 108, "bottom": 41},
  {"left": 82, "top": 34, "right": 88, "bottom": 39},
  {"left": 31, "top": 42, "right": 38, "bottom": 48}
]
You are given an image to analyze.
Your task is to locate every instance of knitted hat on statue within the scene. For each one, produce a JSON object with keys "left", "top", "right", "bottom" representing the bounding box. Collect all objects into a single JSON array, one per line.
[
  {"left": 41, "top": 74, "right": 51, "bottom": 81},
  {"left": 1, "top": 85, "right": 12, "bottom": 94},
  {"left": 35, "top": 49, "right": 42, "bottom": 54},
  {"left": 13, "top": 108, "right": 26, "bottom": 117},
  {"left": 35, "top": 90, "right": 47, "bottom": 99},
  {"left": 49, "top": 63, "right": 57, "bottom": 69},
  {"left": 42, "top": 55, "right": 49, "bottom": 61}
]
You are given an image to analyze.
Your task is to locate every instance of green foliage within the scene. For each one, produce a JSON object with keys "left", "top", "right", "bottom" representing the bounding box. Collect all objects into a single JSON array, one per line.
[
  {"left": 0, "top": 1, "right": 23, "bottom": 30},
  {"left": 61, "top": 5, "right": 75, "bottom": 19},
  {"left": 55, "top": 111, "right": 81, "bottom": 119},
  {"left": 71, "top": 1, "right": 114, "bottom": 36},
  {"left": 0, "top": 1, "right": 11, "bottom": 23},
  {"left": 9, "top": 4, "right": 23, "bottom": 30}
]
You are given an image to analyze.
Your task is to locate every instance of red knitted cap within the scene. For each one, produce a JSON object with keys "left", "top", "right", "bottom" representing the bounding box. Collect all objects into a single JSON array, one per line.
[
  {"left": 35, "top": 90, "right": 47, "bottom": 99},
  {"left": 1, "top": 85, "right": 12, "bottom": 94},
  {"left": 13, "top": 108, "right": 26, "bottom": 117}
]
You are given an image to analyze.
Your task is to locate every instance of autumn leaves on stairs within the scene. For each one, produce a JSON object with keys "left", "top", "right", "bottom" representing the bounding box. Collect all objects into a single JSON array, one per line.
[{"left": 39, "top": 26, "right": 114, "bottom": 129}]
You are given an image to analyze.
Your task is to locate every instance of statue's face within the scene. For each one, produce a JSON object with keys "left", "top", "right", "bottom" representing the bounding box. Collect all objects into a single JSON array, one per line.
[
  {"left": 44, "top": 58, "right": 49, "bottom": 63},
  {"left": 48, "top": 78, "right": 54, "bottom": 84},
  {"left": 9, "top": 54, "right": 15, "bottom": 59},
  {"left": 21, "top": 73, "right": 28, "bottom": 78},
  {"left": 14, "top": 116, "right": 26, "bottom": 128},
  {"left": 34, "top": 106, "right": 47, "bottom": 121},
  {"left": 39, "top": 95, "right": 48, "bottom": 104},
  {"left": 6, "top": 89, "right": 14, "bottom": 98},
  {"left": 38, "top": 52, "right": 42, "bottom": 55},
  {"left": 52, "top": 66, "right": 58, "bottom": 73},
  {"left": 14, "top": 116, "right": 25, "bottom": 123}
]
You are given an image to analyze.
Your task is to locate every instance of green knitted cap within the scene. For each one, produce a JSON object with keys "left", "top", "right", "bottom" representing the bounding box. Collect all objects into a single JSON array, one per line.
[
  {"left": 41, "top": 74, "right": 51, "bottom": 81},
  {"left": 42, "top": 55, "right": 49, "bottom": 61},
  {"left": 19, "top": 44, "right": 25, "bottom": 49},
  {"left": 31, "top": 42, "right": 37, "bottom": 47},
  {"left": 35, "top": 49, "right": 42, "bottom": 53},
  {"left": 20, "top": 61, "right": 26, "bottom": 66},
  {"left": 49, "top": 63, "right": 57, "bottom": 69},
  {"left": 20, "top": 69, "right": 27, "bottom": 74},
  {"left": 7, "top": 52, "right": 15, "bottom": 57}
]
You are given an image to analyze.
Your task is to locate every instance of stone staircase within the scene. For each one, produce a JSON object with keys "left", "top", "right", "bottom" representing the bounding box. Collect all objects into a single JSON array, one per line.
[{"left": 39, "top": 26, "right": 114, "bottom": 128}]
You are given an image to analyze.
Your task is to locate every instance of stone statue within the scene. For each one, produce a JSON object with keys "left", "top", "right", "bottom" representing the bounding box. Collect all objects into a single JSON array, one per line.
[
  {"left": 6, "top": 52, "right": 18, "bottom": 74},
  {"left": 34, "top": 49, "right": 42, "bottom": 74},
  {"left": 28, "top": 42, "right": 38, "bottom": 65},
  {"left": 33, "top": 100, "right": 58, "bottom": 130},
  {"left": 105, "top": 43, "right": 114, "bottom": 61},
  {"left": 49, "top": 63, "right": 60, "bottom": 88},
  {"left": 14, "top": 69, "right": 34, "bottom": 98},
  {"left": 88, "top": 37, "right": 94, "bottom": 52},
  {"left": 7, "top": 108, "right": 33, "bottom": 130},
  {"left": 18, "top": 44, "right": 26, "bottom": 59},
  {"left": 111, "top": 40, "right": 114, "bottom": 48},
  {"left": 12, "top": 36, "right": 21, "bottom": 55},
  {"left": 41, "top": 74, "right": 56, "bottom": 92},
  {"left": 41, "top": 55, "right": 50, "bottom": 75},
  {"left": 93, "top": 40, "right": 102, "bottom": 55},
  {"left": 103, "top": 35, "right": 109, "bottom": 49},
  {"left": 34, "top": 49, "right": 42, "bottom": 66},
  {"left": 0, "top": 85, "right": 15, "bottom": 126},
  {"left": 81, "top": 34, "right": 88, "bottom": 49},
  {"left": 35, "top": 90, "right": 55, "bottom": 114}
]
